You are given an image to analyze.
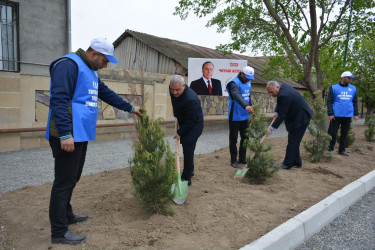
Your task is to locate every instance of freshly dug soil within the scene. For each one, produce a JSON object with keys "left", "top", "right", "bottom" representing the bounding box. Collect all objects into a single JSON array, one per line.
[{"left": 0, "top": 126, "right": 374, "bottom": 249}]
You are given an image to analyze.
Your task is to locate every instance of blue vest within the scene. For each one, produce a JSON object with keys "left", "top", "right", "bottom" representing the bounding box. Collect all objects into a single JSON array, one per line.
[
  {"left": 332, "top": 83, "right": 356, "bottom": 117},
  {"left": 46, "top": 53, "right": 99, "bottom": 142},
  {"left": 226, "top": 76, "right": 252, "bottom": 121}
]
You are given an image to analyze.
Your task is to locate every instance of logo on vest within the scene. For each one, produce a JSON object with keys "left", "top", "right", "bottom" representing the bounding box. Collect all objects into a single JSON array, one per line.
[
  {"left": 92, "top": 81, "right": 98, "bottom": 89},
  {"left": 338, "top": 91, "right": 352, "bottom": 101}
]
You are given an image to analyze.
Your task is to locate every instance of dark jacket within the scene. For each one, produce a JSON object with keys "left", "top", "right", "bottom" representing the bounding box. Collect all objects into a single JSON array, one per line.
[
  {"left": 272, "top": 84, "right": 313, "bottom": 132},
  {"left": 170, "top": 85, "right": 204, "bottom": 143},
  {"left": 190, "top": 77, "right": 222, "bottom": 96}
]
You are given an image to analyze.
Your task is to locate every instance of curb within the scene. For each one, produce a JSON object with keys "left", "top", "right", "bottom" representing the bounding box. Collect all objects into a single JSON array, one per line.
[{"left": 240, "top": 169, "right": 375, "bottom": 250}]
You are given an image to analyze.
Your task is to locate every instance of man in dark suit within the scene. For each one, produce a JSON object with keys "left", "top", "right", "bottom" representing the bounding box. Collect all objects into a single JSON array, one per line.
[
  {"left": 170, "top": 74, "right": 204, "bottom": 186},
  {"left": 266, "top": 81, "right": 313, "bottom": 170},
  {"left": 190, "top": 61, "right": 223, "bottom": 96}
]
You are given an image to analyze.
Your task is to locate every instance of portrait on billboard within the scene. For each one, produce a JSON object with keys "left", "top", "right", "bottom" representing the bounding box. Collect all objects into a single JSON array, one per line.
[{"left": 188, "top": 58, "right": 248, "bottom": 96}]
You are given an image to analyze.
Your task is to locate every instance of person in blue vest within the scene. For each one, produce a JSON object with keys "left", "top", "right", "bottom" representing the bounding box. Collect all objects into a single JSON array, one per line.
[
  {"left": 266, "top": 81, "right": 313, "bottom": 170},
  {"left": 327, "top": 71, "right": 359, "bottom": 156},
  {"left": 170, "top": 75, "right": 204, "bottom": 186},
  {"left": 46, "top": 38, "right": 142, "bottom": 245},
  {"left": 226, "top": 66, "right": 255, "bottom": 168}
]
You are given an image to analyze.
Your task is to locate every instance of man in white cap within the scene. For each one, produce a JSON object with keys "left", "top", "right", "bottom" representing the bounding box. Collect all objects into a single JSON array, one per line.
[
  {"left": 226, "top": 66, "right": 255, "bottom": 168},
  {"left": 327, "top": 71, "right": 359, "bottom": 156},
  {"left": 46, "top": 38, "right": 142, "bottom": 245}
]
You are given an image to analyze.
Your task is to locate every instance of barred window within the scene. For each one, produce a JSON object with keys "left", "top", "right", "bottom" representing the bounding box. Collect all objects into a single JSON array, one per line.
[{"left": 0, "top": 0, "right": 19, "bottom": 72}]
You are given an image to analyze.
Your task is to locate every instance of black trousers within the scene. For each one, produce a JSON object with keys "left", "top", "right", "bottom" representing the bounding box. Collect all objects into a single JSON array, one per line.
[
  {"left": 229, "top": 119, "right": 249, "bottom": 163},
  {"left": 283, "top": 123, "right": 309, "bottom": 167},
  {"left": 181, "top": 140, "right": 197, "bottom": 181},
  {"left": 328, "top": 117, "right": 351, "bottom": 152},
  {"left": 49, "top": 136, "right": 88, "bottom": 238}
]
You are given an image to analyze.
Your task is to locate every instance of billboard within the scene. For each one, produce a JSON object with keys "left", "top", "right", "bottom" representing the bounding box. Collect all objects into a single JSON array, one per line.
[{"left": 188, "top": 58, "right": 248, "bottom": 96}]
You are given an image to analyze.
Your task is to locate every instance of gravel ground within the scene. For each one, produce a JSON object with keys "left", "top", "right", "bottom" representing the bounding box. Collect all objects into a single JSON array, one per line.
[
  {"left": 0, "top": 118, "right": 372, "bottom": 249},
  {"left": 0, "top": 122, "right": 292, "bottom": 194},
  {"left": 296, "top": 187, "right": 375, "bottom": 250}
]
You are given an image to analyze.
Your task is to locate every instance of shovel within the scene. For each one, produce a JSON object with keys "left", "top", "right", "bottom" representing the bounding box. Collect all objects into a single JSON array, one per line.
[
  {"left": 171, "top": 121, "right": 188, "bottom": 205},
  {"left": 234, "top": 117, "right": 276, "bottom": 178}
]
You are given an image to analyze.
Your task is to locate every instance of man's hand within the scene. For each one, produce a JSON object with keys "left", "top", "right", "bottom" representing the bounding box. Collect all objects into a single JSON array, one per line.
[
  {"left": 133, "top": 106, "right": 143, "bottom": 116},
  {"left": 245, "top": 105, "right": 254, "bottom": 114},
  {"left": 353, "top": 116, "right": 359, "bottom": 121},
  {"left": 329, "top": 115, "right": 335, "bottom": 121},
  {"left": 61, "top": 137, "right": 75, "bottom": 152},
  {"left": 267, "top": 128, "right": 272, "bottom": 136},
  {"left": 173, "top": 133, "right": 180, "bottom": 140}
]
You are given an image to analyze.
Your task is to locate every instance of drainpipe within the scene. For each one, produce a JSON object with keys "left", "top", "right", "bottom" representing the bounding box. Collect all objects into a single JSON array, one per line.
[{"left": 66, "top": 0, "right": 72, "bottom": 52}]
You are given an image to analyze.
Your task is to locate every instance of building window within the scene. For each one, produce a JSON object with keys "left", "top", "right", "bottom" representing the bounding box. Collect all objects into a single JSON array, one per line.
[{"left": 0, "top": 0, "right": 19, "bottom": 72}]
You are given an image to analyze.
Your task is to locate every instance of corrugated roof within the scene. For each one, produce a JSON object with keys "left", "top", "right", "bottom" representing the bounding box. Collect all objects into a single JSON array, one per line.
[{"left": 113, "top": 30, "right": 304, "bottom": 89}]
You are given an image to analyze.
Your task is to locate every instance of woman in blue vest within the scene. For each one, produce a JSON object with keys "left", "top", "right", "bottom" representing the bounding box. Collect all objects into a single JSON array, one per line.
[
  {"left": 226, "top": 66, "right": 255, "bottom": 168},
  {"left": 327, "top": 71, "right": 359, "bottom": 156},
  {"left": 46, "top": 38, "right": 142, "bottom": 245}
]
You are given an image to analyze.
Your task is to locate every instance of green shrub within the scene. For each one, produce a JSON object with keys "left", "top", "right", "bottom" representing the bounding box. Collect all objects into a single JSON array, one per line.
[
  {"left": 303, "top": 92, "right": 332, "bottom": 162},
  {"left": 336, "top": 125, "right": 356, "bottom": 147},
  {"left": 129, "top": 108, "right": 176, "bottom": 215},
  {"left": 244, "top": 105, "right": 278, "bottom": 184},
  {"left": 365, "top": 114, "right": 375, "bottom": 142}
]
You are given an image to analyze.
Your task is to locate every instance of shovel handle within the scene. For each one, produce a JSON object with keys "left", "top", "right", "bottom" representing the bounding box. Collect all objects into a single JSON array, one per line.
[
  {"left": 260, "top": 117, "right": 276, "bottom": 143},
  {"left": 175, "top": 119, "right": 181, "bottom": 174}
]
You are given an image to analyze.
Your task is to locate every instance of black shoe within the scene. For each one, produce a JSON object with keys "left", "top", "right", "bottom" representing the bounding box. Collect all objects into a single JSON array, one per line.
[
  {"left": 51, "top": 230, "right": 86, "bottom": 245},
  {"left": 293, "top": 163, "right": 302, "bottom": 168},
  {"left": 181, "top": 178, "right": 191, "bottom": 186},
  {"left": 231, "top": 161, "right": 240, "bottom": 168},
  {"left": 338, "top": 151, "right": 349, "bottom": 156},
  {"left": 277, "top": 164, "right": 291, "bottom": 170},
  {"left": 68, "top": 214, "right": 88, "bottom": 225},
  {"left": 239, "top": 160, "right": 247, "bottom": 165}
]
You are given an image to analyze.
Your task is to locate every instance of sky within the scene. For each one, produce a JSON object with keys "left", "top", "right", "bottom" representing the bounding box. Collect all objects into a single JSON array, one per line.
[{"left": 71, "top": 0, "right": 234, "bottom": 52}]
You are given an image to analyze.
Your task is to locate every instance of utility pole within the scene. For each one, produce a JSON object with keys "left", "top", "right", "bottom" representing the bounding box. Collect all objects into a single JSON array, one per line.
[{"left": 343, "top": 0, "right": 353, "bottom": 68}]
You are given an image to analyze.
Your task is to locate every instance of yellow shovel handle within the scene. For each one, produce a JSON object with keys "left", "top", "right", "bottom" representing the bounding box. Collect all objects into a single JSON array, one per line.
[{"left": 260, "top": 117, "right": 276, "bottom": 143}]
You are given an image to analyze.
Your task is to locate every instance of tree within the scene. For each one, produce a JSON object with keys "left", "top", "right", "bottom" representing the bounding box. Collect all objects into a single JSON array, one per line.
[
  {"left": 303, "top": 91, "right": 331, "bottom": 162},
  {"left": 175, "top": 0, "right": 375, "bottom": 94},
  {"left": 364, "top": 114, "right": 375, "bottom": 142},
  {"left": 129, "top": 109, "right": 177, "bottom": 215},
  {"left": 243, "top": 105, "right": 278, "bottom": 184},
  {"left": 336, "top": 125, "right": 356, "bottom": 148},
  {"left": 350, "top": 37, "right": 375, "bottom": 118}
]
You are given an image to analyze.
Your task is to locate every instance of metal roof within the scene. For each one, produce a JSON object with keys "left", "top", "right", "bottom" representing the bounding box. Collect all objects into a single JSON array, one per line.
[{"left": 113, "top": 29, "right": 304, "bottom": 89}]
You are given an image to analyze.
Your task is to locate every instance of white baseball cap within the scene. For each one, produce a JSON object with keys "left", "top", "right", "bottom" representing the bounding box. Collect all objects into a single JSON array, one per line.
[
  {"left": 243, "top": 66, "right": 255, "bottom": 80},
  {"left": 341, "top": 71, "right": 355, "bottom": 78},
  {"left": 90, "top": 38, "right": 118, "bottom": 63}
]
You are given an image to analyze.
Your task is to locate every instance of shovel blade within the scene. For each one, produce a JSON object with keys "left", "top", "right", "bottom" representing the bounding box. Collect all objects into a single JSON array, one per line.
[
  {"left": 234, "top": 167, "right": 249, "bottom": 178},
  {"left": 171, "top": 173, "right": 188, "bottom": 205}
]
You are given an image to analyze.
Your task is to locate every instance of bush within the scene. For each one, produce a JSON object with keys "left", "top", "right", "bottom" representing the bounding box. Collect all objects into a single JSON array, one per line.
[
  {"left": 243, "top": 105, "right": 278, "bottom": 184},
  {"left": 303, "top": 92, "right": 332, "bottom": 162},
  {"left": 336, "top": 125, "right": 356, "bottom": 148},
  {"left": 129, "top": 108, "right": 176, "bottom": 215},
  {"left": 365, "top": 114, "right": 375, "bottom": 142}
]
